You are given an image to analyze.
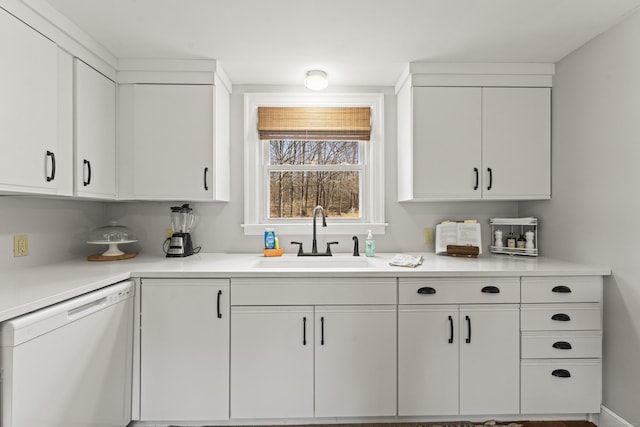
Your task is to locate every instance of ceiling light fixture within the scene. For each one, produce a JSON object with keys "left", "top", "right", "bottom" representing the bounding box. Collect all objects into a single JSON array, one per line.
[{"left": 305, "top": 70, "right": 328, "bottom": 91}]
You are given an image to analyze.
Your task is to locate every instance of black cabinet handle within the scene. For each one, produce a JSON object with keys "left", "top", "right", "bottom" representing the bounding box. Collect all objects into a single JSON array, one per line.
[
  {"left": 320, "top": 316, "right": 325, "bottom": 346},
  {"left": 465, "top": 315, "right": 471, "bottom": 343},
  {"left": 481, "top": 285, "right": 500, "bottom": 294},
  {"left": 204, "top": 167, "right": 209, "bottom": 191},
  {"left": 83, "top": 159, "right": 92, "bottom": 186},
  {"left": 552, "top": 313, "right": 571, "bottom": 322},
  {"left": 552, "top": 369, "right": 572, "bottom": 378},
  {"left": 473, "top": 167, "right": 479, "bottom": 190},
  {"left": 487, "top": 167, "right": 493, "bottom": 191},
  {"left": 216, "top": 290, "right": 222, "bottom": 318},
  {"left": 417, "top": 286, "right": 436, "bottom": 295},
  {"left": 448, "top": 315, "right": 454, "bottom": 344},
  {"left": 552, "top": 285, "right": 572, "bottom": 293},
  {"left": 552, "top": 341, "right": 572, "bottom": 350},
  {"left": 303, "top": 316, "right": 307, "bottom": 346},
  {"left": 46, "top": 151, "right": 56, "bottom": 182},
  {"left": 551, "top": 313, "right": 571, "bottom": 322}
]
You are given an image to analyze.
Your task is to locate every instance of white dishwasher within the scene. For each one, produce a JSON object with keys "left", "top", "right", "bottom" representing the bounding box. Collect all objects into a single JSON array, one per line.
[{"left": 0, "top": 280, "right": 135, "bottom": 427}]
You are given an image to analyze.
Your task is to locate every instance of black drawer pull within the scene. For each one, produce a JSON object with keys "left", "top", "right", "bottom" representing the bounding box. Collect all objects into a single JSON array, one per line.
[
  {"left": 481, "top": 286, "right": 500, "bottom": 294},
  {"left": 552, "top": 369, "right": 571, "bottom": 378},
  {"left": 417, "top": 287, "right": 436, "bottom": 295},
  {"left": 552, "top": 285, "right": 572, "bottom": 293},
  {"left": 448, "top": 315, "right": 454, "bottom": 344},
  {"left": 551, "top": 313, "right": 571, "bottom": 322},
  {"left": 465, "top": 315, "right": 471, "bottom": 344},
  {"left": 552, "top": 341, "right": 573, "bottom": 350},
  {"left": 216, "top": 290, "right": 222, "bottom": 318}
]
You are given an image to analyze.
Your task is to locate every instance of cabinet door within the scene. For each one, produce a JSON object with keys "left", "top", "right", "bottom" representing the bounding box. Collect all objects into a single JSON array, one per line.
[
  {"left": 129, "top": 84, "right": 213, "bottom": 200},
  {"left": 398, "top": 306, "right": 459, "bottom": 416},
  {"left": 315, "top": 306, "right": 396, "bottom": 417},
  {"left": 140, "top": 279, "right": 229, "bottom": 421},
  {"left": 0, "top": 8, "right": 58, "bottom": 194},
  {"left": 411, "top": 87, "right": 482, "bottom": 200},
  {"left": 482, "top": 87, "right": 551, "bottom": 200},
  {"left": 230, "top": 306, "right": 314, "bottom": 419},
  {"left": 75, "top": 59, "right": 116, "bottom": 198},
  {"left": 459, "top": 304, "right": 520, "bottom": 415}
]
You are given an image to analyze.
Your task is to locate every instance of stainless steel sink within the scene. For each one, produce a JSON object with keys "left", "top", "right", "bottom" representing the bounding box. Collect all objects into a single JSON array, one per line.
[{"left": 253, "top": 256, "right": 373, "bottom": 269}]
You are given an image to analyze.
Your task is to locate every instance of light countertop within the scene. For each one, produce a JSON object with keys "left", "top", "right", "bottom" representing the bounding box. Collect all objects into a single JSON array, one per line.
[{"left": 0, "top": 253, "right": 610, "bottom": 322}]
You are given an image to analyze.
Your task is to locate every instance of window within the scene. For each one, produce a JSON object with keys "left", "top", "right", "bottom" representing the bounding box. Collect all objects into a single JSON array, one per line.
[{"left": 243, "top": 93, "right": 386, "bottom": 235}]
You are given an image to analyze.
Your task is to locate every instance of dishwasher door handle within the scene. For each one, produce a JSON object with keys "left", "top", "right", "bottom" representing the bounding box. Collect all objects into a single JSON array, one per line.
[{"left": 67, "top": 297, "right": 109, "bottom": 321}]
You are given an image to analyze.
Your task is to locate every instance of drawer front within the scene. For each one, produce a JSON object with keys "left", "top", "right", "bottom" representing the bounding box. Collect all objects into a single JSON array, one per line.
[
  {"left": 231, "top": 277, "right": 396, "bottom": 305},
  {"left": 399, "top": 277, "right": 520, "bottom": 304},
  {"left": 521, "top": 331, "right": 602, "bottom": 359},
  {"left": 521, "top": 276, "right": 602, "bottom": 303},
  {"left": 521, "top": 359, "right": 601, "bottom": 414},
  {"left": 521, "top": 303, "right": 601, "bottom": 331}
]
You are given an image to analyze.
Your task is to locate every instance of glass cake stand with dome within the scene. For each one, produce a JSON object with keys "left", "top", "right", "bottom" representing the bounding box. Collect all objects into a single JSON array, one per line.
[{"left": 87, "top": 221, "right": 138, "bottom": 260}]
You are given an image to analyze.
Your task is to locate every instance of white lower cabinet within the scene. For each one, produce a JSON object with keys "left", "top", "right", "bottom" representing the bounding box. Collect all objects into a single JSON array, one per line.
[
  {"left": 398, "top": 278, "right": 520, "bottom": 416},
  {"left": 230, "top": 277, "right": 397, "bottom": 419},
  {"left": 231, "top": 304, "right": 396, "bottom": 419},
  {"left": 399, "top": 304, "right": 520, "bottom": 416},
  {"left": 231, "top": 306, "right": 314, "bottom": 419},
  {"left": 314, "top": 306, "right": 397, "bottom": 417},
  {"left": 520, "top": 276, "right": 603, "bottom": 414},
  {"left": 139, "top": 279, "right": 229, "bottom": 421}
]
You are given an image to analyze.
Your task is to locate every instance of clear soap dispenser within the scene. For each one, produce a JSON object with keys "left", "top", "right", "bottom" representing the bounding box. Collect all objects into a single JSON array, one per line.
[{"left": 365, "top": 230, "right": 375, "bottom": 257}]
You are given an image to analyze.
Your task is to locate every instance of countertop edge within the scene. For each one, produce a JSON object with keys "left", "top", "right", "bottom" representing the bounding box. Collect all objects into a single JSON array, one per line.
[{"left": 0, "top": 253, "right": 611, "bottom": 322}]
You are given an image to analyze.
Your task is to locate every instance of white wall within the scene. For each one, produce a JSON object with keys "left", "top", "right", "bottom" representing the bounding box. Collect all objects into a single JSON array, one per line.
[
  {"left": 0, "top": 197, "right": 106, "bottom": 270},
  {"left": 107, "top": 84, "right": 518, "bottom": 256},
  {"left": 519, "top": 9, "right": 640, "bottom": 425}
]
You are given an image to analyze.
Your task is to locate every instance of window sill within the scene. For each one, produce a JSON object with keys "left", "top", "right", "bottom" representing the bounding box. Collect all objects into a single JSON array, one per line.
[{"left": 242, "top": 223, "right": 388, "bottom": 236}]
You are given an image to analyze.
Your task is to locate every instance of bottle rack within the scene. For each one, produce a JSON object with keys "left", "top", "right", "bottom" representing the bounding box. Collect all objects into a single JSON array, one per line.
[{"left": 489, "top": 217, "right": 538, "bottom": 257}]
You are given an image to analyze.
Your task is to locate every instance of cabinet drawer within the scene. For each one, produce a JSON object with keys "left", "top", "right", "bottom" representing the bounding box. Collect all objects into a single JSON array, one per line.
[
  {"left": 521, "top": 331, "right": 602, "bottom": 359},
  {"left": 521, "top": 359, "right": 601, "bottom": 414},
  {"left": 521, "top": 304, "right": 601, "bottom": 331},
  {"left": 231, "top": 277, "right": 396, "bottom": 305},
  {"left": 399, "top": 278, "right": 519, "bottom": 304},
  {"left": 521, "top": 276, "right": 602, "bottom": 303}
]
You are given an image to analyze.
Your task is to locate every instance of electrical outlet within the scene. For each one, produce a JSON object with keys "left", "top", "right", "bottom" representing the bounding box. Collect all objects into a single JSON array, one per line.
[
  {"left": 14, "top": 235, "right": 28, "bottom": 257},
  {"left": 166, "top": 228, "right": 174, "bottom": 238},
  {"left": 423, "top": 228, "right": 434, "bottom": 244}
]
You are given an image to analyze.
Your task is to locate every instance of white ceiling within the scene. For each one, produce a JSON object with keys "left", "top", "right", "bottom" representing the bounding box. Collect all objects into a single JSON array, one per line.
[{"left": 45, "top": 0, "right": 640, "bottom": 87}]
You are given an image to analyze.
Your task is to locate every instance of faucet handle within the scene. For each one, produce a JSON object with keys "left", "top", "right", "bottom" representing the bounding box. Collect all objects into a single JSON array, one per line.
[
  {"left": 352, "top": 236, "right": 359, "bottom": 256},
  {"left": 291, "top": 241, "right": 304, "bottom": 256},
  {"left": 326, "top": 241, "right": 339, "bottom": 255}
]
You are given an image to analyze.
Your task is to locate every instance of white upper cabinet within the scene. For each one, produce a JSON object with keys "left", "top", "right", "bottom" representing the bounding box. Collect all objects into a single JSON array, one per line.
[
  {"left": 408, "top": 87, "right": 482, "bottom": 200},
  {"left": 0, "top": 8, "right": 67, "bottom": 195},
  {"left": 74, "top": 59, "right": 116, "bottom": 199},
  {"left": 397, "top": 63, "right": 553, "bottom": 202},
  {"left": 118, "top": 71, "right": 230, "bottom": 201},
  {"left": 482, "top": 87, "right": 551, "bottom": 199}
]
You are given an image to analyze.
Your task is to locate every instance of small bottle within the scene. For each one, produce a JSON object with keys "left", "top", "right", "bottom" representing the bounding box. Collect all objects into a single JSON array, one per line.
[
  {"left": 506, "top": 232, "right": 516, "bottom": 249},
  {"left": 494, "top": 229, "right": 503, "bottom": 247},
  {"left": 517, "top": 234, "right": 526, "bottom": 249},
  {"left": 264, "top": 228, "right": 276, "bottom": 249},
  {"left": 365, "top": 230, "right": 375, "bottom": 257},
  {"left": 525, "top": 230, "right": 535, "bottom": 249}
]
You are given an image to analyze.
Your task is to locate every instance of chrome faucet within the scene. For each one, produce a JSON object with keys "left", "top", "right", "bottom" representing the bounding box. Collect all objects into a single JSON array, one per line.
[{"left": 311, "top": 205, "right": 327, "bottom": 254}]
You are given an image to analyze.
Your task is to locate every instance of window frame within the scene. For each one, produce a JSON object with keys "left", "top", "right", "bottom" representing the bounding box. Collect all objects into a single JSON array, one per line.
[{"left": 243, "top": 93, "right": 386, "bottom": 236}]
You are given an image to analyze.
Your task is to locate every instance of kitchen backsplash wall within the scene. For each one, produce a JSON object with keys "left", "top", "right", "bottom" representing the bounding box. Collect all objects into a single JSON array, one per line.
[
  {"left": 0, "top": 197, "right": 107, "bottom": 270},
  {"left": 0, "top": 84, "right": 518, "bottom": 269},
  {"left": 106, "top": 84, "right": 518, "bottom": 257}
]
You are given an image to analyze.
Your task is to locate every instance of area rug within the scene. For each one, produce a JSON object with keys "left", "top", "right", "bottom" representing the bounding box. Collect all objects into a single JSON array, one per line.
[
  {"left": 170, "top": 422, "right": 524, "bottom": 427},
  {"left": 169, "top": 421, "right": 596, "bottom": 427}
]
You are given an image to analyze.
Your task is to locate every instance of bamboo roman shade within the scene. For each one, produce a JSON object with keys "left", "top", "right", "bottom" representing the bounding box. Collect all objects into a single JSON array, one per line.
[{"left": 257, "top": 107, "right": 371, "bottom": 141}]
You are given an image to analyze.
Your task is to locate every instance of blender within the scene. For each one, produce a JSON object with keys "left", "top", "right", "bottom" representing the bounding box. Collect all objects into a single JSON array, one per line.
[{"left": 166, "top": 204, "right": 196, "bottom": 257}]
